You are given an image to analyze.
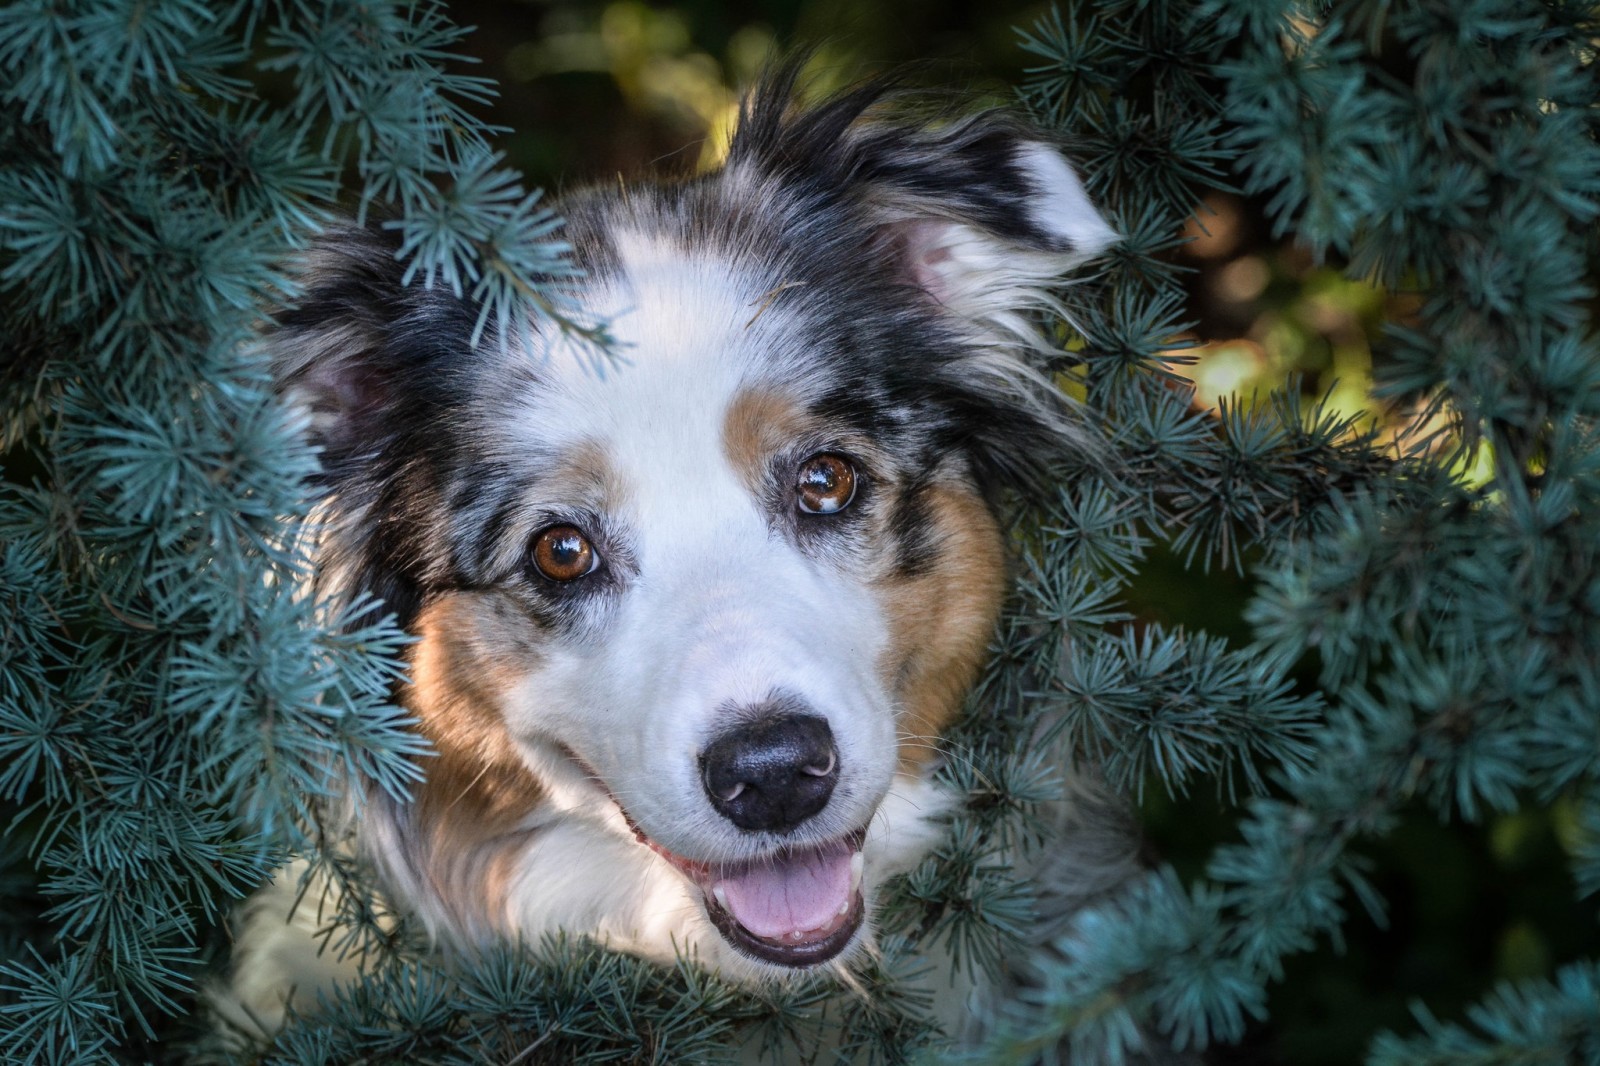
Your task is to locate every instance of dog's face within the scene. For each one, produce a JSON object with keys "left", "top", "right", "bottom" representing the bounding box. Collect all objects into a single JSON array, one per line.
[{"left": 272, "top": 74, "right": 1113, "bottom": 975}]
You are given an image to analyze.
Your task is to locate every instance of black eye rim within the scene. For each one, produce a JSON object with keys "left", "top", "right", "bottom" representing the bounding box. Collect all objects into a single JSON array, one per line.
[
  {"left": 795, "top": 452, "right": 860, "bottom": 516},
  {"left": 529, "top": 523, "right": 602, "bottom": 582}
]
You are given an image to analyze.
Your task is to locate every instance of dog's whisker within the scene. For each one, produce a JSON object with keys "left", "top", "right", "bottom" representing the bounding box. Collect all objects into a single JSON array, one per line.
[{"left": 441, "top": 763, "right": 498, "bottom": 814}]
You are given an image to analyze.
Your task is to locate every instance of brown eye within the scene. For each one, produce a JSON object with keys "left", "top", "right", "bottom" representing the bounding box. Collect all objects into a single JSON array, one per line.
[
  {"left": 531, "top": 525, "right": 598, "bottom": 581},
  {"left": 796, "top": 453, "right": 857, "bottom": 515}
]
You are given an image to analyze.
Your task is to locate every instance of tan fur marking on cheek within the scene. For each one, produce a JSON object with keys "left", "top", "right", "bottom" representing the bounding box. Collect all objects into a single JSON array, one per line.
[
  {"left": 878, "top": 486, "right": 1008, "bottom": 773},
  {"left": 721, "top": 387, "right": 810, "bottom": 492},
  {"left": 403, "top": 593, "right": 546, "bottom": 926}
]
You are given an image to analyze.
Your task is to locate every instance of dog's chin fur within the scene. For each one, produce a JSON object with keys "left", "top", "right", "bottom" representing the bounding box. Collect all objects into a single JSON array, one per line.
[{"left": 227, "top": 60, "right": 1129, "bottom": 1050}]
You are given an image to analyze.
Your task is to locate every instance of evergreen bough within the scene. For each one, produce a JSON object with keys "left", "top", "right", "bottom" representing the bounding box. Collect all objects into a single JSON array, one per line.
[{"left": 1, "top": 1, "right": 1597, "bottom": 1063}]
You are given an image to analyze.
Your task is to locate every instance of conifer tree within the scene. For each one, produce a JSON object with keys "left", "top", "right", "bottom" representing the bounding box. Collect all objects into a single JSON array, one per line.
[
  {"left": 2, "top": 1, "right": 1597, "bottom": 1064},
  {"left": 0, "top": 3, "right": 586, "bottom": 1061},
  {"left": 971, "top": 1, "right": 1600, "bottom": 1061}
]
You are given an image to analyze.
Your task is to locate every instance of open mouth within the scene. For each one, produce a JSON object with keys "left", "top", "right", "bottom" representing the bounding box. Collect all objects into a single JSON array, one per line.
[{"left": 632, "top": 823, "right": 867, "bottom": 967}]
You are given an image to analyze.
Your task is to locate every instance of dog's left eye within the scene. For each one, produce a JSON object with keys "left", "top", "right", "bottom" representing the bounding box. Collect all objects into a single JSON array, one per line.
[
  {"left": 530, "top": 525, "right": 600, "bottom": 582},
  {"left": 796, "top": 454, "right": 857, "bottom": 515}
]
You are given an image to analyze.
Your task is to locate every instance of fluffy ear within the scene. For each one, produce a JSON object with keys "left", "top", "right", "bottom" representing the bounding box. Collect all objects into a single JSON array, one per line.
[
  {"left": 727, "top": 70, "right": 1117, "bottom": 320},
  {"left": 726, "top": 74, "right": 1117, "bottom": 473},
  {"left": 265, "top": 225, "right": 478, "bottom": 628},
  {"left": 268, "top": 225, "right": 474, "bottom": 482},
  {"left": 846, "top": 115, "right": 1117, "bottom": 341},
  {"left": 883, "top": 142, "right": 1116, "bottom": 307},
  {"left": 839, "top": 111, "right": 1118, "bottom": 477}
]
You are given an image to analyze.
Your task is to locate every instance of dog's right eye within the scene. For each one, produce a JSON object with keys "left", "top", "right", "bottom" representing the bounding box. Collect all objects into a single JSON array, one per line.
[
  {"left": 796, "top": 453, "right": 858, "bottom": 515},
  {"left": 530, "top": 525, "right": 599, "bottom": 582}
]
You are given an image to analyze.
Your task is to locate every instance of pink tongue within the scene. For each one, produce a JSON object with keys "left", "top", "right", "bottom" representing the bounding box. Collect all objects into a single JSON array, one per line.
[{"left": 714, "top": 842, "right": 854, "bottom": 940}]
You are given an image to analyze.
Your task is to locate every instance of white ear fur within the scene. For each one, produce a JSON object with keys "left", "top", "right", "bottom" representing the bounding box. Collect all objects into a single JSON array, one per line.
[
  {"left": 888, "top": 142, "right": 1115, "bottom": 332},
  {"left": 894, "top": 219, "right": 1062, "bottom": 324},
  {"left": 1014, "top": 142, "right": 1119, "bottom": 259}
]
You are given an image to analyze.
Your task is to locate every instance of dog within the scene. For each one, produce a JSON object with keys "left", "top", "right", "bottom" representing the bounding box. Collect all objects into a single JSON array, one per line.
[{"left": 230, "top": 61, "right": 1122, "bottom": 1048}]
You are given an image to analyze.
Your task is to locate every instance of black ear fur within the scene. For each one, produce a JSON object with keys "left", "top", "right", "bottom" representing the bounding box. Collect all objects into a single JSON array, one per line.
[
  {"left": 267, "top": 225, "right": 480, "bottom": 629},
  {"left": 270, "top": 225, "right": 477, "bottom": 483}
]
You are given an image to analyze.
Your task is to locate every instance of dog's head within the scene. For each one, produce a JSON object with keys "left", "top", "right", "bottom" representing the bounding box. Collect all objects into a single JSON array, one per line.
[{"left": 271, "top": 69, "right": 1114, "bottom": 975}]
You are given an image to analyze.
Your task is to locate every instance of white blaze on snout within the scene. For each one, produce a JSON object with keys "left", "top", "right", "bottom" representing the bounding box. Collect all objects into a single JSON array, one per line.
[{"left": 500, "top": 233, "right": 899, "bottom": 862}]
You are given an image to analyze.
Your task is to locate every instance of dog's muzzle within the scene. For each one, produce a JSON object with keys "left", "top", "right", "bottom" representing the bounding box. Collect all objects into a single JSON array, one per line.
[{"left": 621, "top": 707, "right": 867, "bottom": 966}]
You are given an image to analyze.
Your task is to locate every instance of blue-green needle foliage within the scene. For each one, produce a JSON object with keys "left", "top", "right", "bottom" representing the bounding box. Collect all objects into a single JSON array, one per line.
[
  {"left": 0, "top": 2, "right": 586, "bottom": 1062},
  {"left": 4, "top": 0, "right": 1599, "bottom": 1063},
  {"left": 962, "top": 0, "right": 1600, "bottom": 1063}
]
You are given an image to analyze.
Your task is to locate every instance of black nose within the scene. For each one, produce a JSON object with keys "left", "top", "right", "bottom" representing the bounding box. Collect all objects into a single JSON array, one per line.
[{"left": 700, "top": 713, "right": 839, "bottom": 832}]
